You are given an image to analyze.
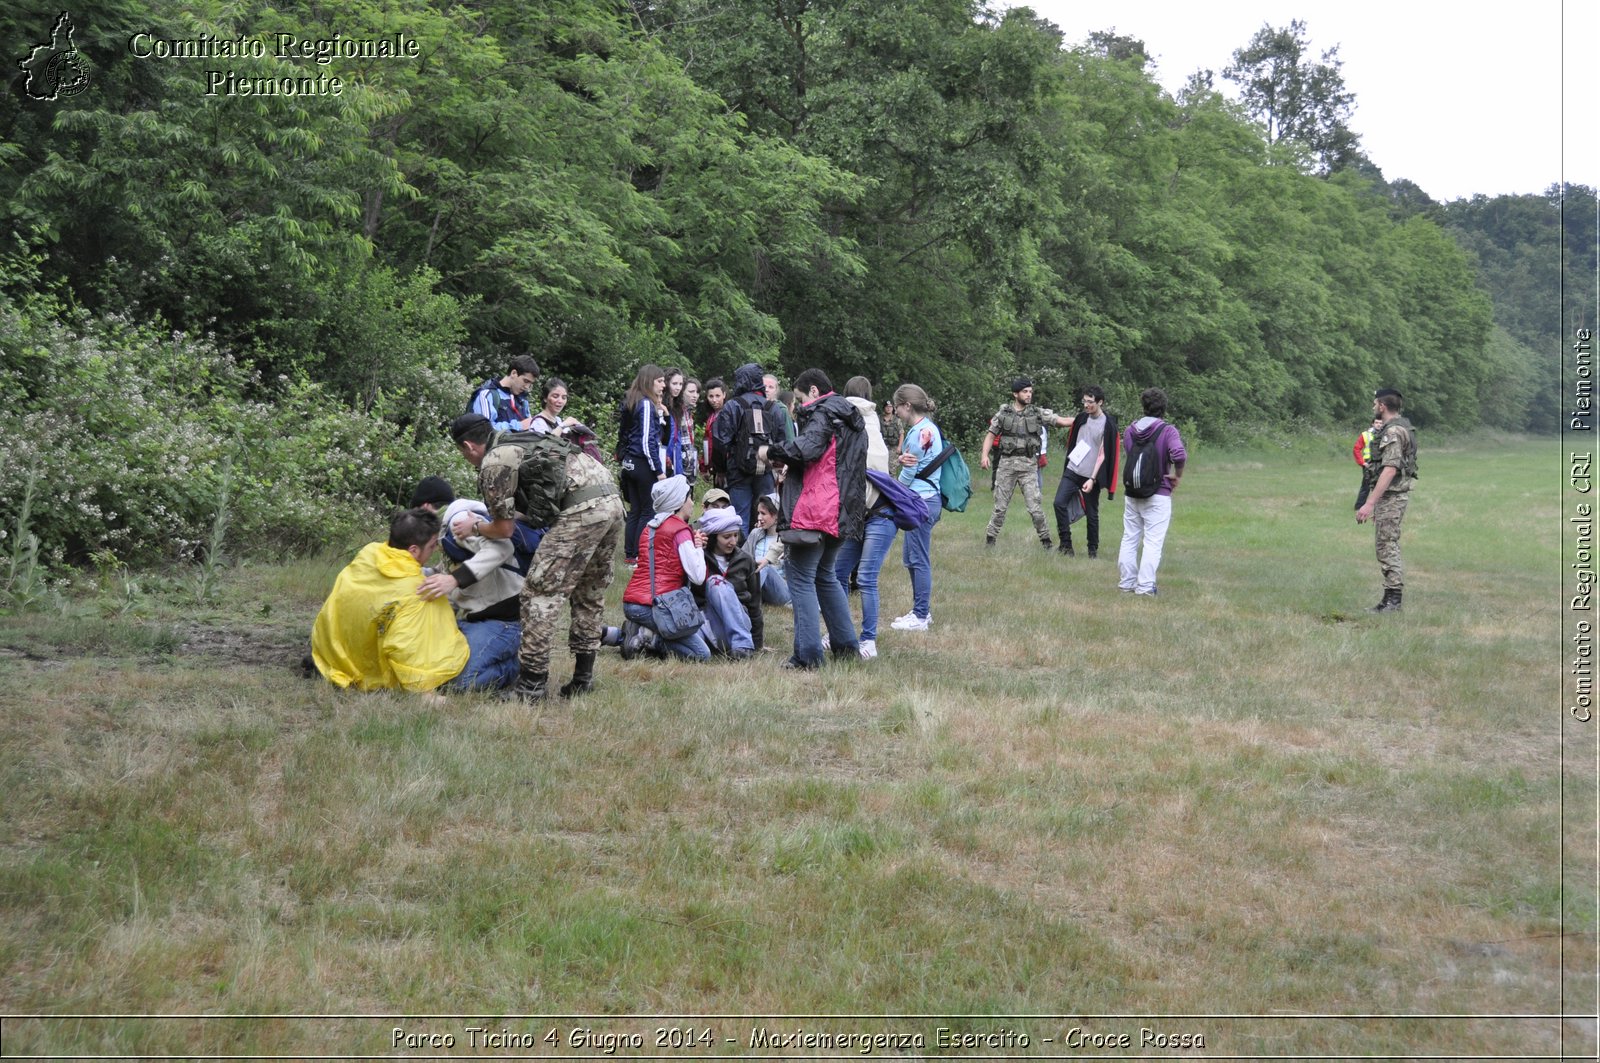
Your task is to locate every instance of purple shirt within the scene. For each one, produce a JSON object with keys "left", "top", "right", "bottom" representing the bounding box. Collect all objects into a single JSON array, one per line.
[{"left": 1123, "top": 417, "right": 1186, "bottom": 497}]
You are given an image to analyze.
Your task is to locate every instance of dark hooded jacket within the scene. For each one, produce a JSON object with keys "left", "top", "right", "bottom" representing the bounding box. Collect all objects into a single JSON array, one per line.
[
  {"left": 711, "top": 362, "right": 777, "bottom": 484},
  {"left": 767, "top": 392, "right": 867, "bottom": 543}
]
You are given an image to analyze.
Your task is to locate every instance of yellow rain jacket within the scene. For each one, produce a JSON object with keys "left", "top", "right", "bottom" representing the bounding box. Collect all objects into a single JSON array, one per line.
[{"left": 310, "top": 542, "right": 469, "bottom": 692}]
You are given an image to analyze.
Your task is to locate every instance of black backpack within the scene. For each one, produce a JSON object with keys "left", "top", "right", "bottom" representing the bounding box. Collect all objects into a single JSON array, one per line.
[
  {"left": 720, "top": 394, "right": 776, "bottom": 477},
  {"left": 1122, "top": 425, "right": 1165, "bottom": 499},
  {"left": 493, "top": 430, "right": 579, "bottom": 528}
]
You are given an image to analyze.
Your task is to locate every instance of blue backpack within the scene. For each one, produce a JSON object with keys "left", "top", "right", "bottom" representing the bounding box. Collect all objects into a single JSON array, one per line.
[
  {"left": 916, "top": 443, "right": 972, "bottom": 513},
  {"left": 864, "top": 468, "right": 930, "bottom": 530}
]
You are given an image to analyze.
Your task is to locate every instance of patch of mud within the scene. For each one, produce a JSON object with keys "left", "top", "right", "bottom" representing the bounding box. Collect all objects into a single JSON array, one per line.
[
  {"left": 0, "top": 644, "right": 66, "bottom": 669},
  {"left": 177, "top": 624, "right": 305, "bottom": 668}
]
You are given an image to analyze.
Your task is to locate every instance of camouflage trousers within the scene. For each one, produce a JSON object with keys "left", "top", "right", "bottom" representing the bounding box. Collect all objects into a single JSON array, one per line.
[
  {"left": 986, "top": 455, "right": 1050, "bottom": 542},
  {"left": 1373, "top": 490, "right": 1409, "bottom": 590},
  {"left": 519, "top": 494, "right": 626, "bottom": 676}
]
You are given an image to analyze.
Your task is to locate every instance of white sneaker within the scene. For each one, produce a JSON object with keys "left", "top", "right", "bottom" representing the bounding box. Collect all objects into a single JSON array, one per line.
[
  {"left": 859, "top": 639, "right": 877, "bottom": 659},
  {"left": 890, "top": 613, "right": 930, "bottom": 631},
  {"left": 821, "top": 633, "right": 831, "bottom": 652},
  {"left": 890, "top": 611, "right": 931, "bottom": 627}
]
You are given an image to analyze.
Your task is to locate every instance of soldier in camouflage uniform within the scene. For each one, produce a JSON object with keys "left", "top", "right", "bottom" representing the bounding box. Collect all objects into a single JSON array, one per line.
[
  {"left": 450, "top": 414, "right": 624, "bottom": 701},
  {"left": 1354, "top": 389, "right": 1417, "bottom": 613},
  {"left": 979, "top": 377, "right": 1072, "bottom": 548}
]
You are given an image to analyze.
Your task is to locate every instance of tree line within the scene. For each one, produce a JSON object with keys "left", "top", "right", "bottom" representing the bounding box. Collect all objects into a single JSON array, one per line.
[{"left": 0, "top": 0, "right": 1571, "bottom": 566}]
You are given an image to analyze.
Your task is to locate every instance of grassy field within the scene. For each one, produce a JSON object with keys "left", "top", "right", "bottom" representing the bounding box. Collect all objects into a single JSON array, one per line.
[{"left": 0, "top": 433, "right": 1592, "bottom": 1059}]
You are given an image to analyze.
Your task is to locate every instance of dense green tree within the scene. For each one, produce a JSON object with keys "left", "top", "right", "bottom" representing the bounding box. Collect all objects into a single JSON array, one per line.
[
  {"left": 1222, "top": 20, "right": 1359, "bottom": 175},
  {"left": 643, "top": 0, "right": 1068, "bottom": 435},
  {"left": 0, "top": 0, "right": 1541, "bottom": 569},
  {"left": 1440, "top": 184, "right": 1596, "bottom": 433}
]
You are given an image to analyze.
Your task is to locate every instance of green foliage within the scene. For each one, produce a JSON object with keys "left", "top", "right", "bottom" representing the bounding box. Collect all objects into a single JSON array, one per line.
[
  {"left": 1440, "top": 184, "right": 1595, "bottom": 434},
  {"left": 0, "top": 0, "right": 1536, "bottom": 568},
  {"left": 1222, "top": 19, "right": 1358, "bottom": 174},
  {"left": 0, "top": 271, "right": 461, "bottom": 567},
  {"left": 0, "top": 458, "right": 47, "bottom": 609}
]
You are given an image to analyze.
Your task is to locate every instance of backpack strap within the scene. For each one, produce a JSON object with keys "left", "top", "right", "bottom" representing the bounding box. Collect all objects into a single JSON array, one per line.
[{"left": 915, "top": 443, "right": 959, "bottom": 481}]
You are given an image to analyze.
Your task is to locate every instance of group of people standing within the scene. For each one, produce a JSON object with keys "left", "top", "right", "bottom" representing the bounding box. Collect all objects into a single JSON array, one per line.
[
  {"left": 310, "top": 355, "right": 960, "bottom": 700},
  {"left": 978, "top": 379, "right": 1186, "bottom": 597},
  {"left": 616, "top": 363, "right": 948, "bottom": 670},
  {"left": 309, "top": 348, "right": 1414, "bottom": 703}
]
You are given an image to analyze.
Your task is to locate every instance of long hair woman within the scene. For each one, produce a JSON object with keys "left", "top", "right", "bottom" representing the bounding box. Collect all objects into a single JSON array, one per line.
[
  {"left": 832, "top": 376, "right": 896, "bottom": 659},
  {"left": 531, "top": 377, "right": 572, "bottom": 435},
  {"left": 618, "top": 364, "right": 667, "bottom": 564},
  {"left": 680, "top": 377, "right": 701, "bottom": 485},
  {"left": 660, "top": 367, "right": 687, "bottom": 479},
  {"left": 889, "top": 383, "right": 943, "bottom": 632}
]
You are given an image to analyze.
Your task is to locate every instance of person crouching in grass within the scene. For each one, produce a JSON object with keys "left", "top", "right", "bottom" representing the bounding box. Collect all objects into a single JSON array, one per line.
[
  {"left": 619, "top": 475, "right": 711, "bottom": 661},
  {"left": 311, "top": 508, "right": 468, "bottom": 694}
]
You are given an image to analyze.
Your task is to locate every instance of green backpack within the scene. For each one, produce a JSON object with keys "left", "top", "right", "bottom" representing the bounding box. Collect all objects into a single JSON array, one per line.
[
  {"left": 493, "top": 430, "right": 578, "bottom": 529},
  {"left": 915, "top": 443, "right": 973, "bottom": 513}
]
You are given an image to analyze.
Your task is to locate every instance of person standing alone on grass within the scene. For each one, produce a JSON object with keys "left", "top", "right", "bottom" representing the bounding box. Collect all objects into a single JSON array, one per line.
[
  {"left": 1355, "top": 388, "right": 1417, "bottom": 613},
  {"left": 1117, "top": 388, "right": 1186, "bottom": 597},
  {"left": 980, "top": 377, "right": 1072, "bottom": 549},
  {"left": 1054, "top": 386, "right": 1119, "bottom": 559}
]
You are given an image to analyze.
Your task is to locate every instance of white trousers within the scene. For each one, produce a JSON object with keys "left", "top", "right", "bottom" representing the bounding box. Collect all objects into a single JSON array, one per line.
[{"left": 1118, "top": 494, "right": 1172, "bottom": 595}]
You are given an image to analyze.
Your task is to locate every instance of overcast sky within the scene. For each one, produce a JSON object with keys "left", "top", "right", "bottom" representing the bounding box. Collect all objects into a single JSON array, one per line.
[{"left": 1006, "top": 0, "right": 1596, "bottom": 203}]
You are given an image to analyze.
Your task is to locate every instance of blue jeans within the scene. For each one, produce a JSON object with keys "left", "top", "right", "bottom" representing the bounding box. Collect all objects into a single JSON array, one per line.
[
  {"left": 833, "top": 514, "right": 898, "bottom": 640},
  {"left": 623, "top": 601, "right": 711, "bottom": 661},
  {"left": 785, "top": 534, "right": 857, "bottom": 666},
  {"left": 902, "top": 500, "right": 942, "bottom": 619},
  {"left": 448, "top": 619, "right": 521, "bottom": 691},
  {"left": 699, "top": 575, "right": 755, "bottom": 655},
  {"left": 758, "top": 563, "right": 791, "bottom": 606},
  {"left": 727, "top": 473, "right": 774, "bottom": 536}
]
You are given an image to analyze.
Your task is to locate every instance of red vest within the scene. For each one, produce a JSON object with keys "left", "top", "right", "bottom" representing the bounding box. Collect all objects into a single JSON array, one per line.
[{"left": 624, "top": 516, "right": 692, "bottom": 605}]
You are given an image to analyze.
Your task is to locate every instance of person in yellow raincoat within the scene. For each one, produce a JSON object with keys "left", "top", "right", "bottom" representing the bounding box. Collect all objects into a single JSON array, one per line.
[{"left": 311, "top": 509, "right": 469, "bottom": 692}]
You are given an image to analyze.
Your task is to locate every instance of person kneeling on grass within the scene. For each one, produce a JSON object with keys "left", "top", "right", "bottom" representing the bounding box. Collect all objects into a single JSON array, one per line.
[
  {"left": 310, "top": 508, "right": 469, "bottom": 694},
  {"left": 695, "top": 506, "right": 763, "bottom": 657},
  {"left": 619, "top": 475, "right": 711, "bottom": 661}
]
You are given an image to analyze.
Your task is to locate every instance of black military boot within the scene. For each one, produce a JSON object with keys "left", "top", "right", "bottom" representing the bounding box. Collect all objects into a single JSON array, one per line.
[
  {"left": 559, "top": 653, "right": 596, "bottom": 699},
  {"left": 1368, "top": 587, "right": 1403, "bottom": 613},
  {"left": 1057, "top": 540, "right": 1074, "bottom": 556},
  {"left": 512, "top": 670, "right": 549, "bottom": 702},
  {"left": 1041, "top": 537, "right": 1054, "bottom": 550}
]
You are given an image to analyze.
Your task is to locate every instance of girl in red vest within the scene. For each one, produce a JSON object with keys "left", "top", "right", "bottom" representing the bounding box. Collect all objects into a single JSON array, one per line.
[{"left": 620, "top": 475, "right": 710, "bottom": 661}]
